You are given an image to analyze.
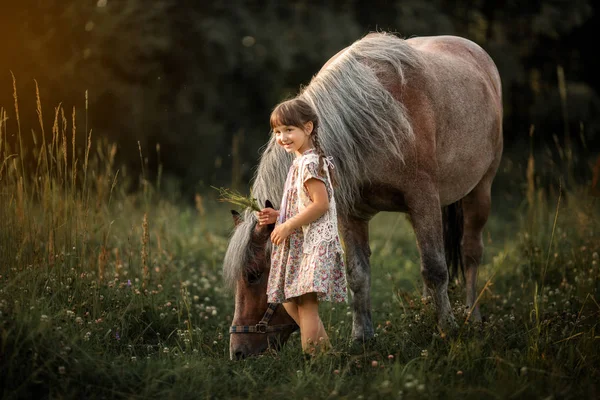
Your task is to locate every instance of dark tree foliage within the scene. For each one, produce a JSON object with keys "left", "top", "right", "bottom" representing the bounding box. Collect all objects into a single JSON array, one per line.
[{"left": 0, "top": 0, "right": 597, "bottom": 194}]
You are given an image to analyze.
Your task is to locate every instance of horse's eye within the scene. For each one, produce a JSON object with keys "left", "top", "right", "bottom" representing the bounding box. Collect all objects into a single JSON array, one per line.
[{"left": 246, "top": 270, "right": 263, "bottom": 284}]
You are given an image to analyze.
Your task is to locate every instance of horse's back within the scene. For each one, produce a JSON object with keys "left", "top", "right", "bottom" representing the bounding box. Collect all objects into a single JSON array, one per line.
[
  {"left": 299, "top": 33, "right": 504, "bottom": 212},
  {"left": 407, "top": 35, "right": 501, "bottom": 100}
]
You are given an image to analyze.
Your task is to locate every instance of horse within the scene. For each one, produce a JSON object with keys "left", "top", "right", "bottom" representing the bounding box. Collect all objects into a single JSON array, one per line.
[{"left": 223, "top": 32, "right": 503, "bottom": 360}]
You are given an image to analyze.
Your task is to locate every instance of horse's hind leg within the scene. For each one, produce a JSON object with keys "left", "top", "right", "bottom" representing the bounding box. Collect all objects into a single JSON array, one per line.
[
  {"left": 339, "top": 215, "right": 374, "bottom": 342},
  {"left": 461, "top": 165, "right": 497, "bottom": 322},
  {"left": 407, "top": 182, "right": 457, "bottom": 331}
]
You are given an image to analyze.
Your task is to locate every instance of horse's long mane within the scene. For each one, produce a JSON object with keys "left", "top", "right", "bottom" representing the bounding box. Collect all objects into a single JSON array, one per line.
[
  {"left": 223, "top": 32, "right": 424, "bottom": 287},
  {"left": 252, "top": 32, "right": 424, "bottom": 215}
]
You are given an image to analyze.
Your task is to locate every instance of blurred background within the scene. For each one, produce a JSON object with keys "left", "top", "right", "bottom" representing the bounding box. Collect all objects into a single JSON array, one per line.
[{"left": 1, "top": 0, "right": 598, "bottom": 198}]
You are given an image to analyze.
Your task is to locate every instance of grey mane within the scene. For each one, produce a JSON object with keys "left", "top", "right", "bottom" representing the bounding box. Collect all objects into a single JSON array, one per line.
[
  {"left": 300, "top": 32, "right": 423, "bottom": 214},
  {"left": 223, "top": 32, "right": 423, "bottom": 287}
]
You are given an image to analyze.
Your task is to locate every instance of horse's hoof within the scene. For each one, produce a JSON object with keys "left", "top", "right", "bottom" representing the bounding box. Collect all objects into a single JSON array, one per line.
[
  {"left": 351, "top": 334, "right": 375, "bottom": 343},
  {"left": 469, "top": 307, "right": 482, "bottom": 323},
  {"left": 348, "top": 336, "right": 375, "bottom": 354},
  {"left": 348, "top": 329, "right": 375, "bottom": 351},
  {"left": 351, "top": 326, "right": 374, "bottom": 343},
  {"left": 438, "top": 315, "right": 459, "bottom": 337}
]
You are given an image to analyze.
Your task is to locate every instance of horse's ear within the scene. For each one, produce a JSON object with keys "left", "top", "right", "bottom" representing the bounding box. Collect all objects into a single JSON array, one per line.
[
  {"left": 265, "top": 199, "right": 274, "bottom": 209},
  {"left": 231, "top": 210, "right": 242, "bottom": 226}
]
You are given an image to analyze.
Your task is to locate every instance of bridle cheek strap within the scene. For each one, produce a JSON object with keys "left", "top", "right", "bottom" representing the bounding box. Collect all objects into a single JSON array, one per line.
[{"left": 229, "top": 303, "right": 299, "bottom": 334}]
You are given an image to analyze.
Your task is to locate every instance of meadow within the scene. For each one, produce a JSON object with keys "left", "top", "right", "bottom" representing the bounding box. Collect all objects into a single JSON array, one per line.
[{"left": 0, "top": 89, "right": 598, "bottom": 399}]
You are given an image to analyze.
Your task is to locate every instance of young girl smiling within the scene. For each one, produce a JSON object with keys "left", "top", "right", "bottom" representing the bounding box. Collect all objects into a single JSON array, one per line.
[{"left": 257, "top": 97, "right": 347, "bottom": 356}]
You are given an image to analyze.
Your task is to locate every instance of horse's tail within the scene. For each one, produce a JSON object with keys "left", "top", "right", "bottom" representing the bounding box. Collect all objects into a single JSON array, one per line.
[{"left": 442, "top": 200, "right": 464, "bottom": 281}]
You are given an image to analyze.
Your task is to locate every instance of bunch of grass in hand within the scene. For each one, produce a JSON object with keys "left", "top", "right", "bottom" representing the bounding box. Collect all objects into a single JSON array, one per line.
[{"left": 212, "top": 186, "right": 260, "bottom": 212}]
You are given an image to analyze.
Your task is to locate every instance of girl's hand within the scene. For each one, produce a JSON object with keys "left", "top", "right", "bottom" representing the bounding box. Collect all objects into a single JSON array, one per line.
[
  {"left": 257, "top": 207, "right": 279, "bottom": 225},
  {"left": 270, "top": 222, "right": 292, "bottom": 245}
]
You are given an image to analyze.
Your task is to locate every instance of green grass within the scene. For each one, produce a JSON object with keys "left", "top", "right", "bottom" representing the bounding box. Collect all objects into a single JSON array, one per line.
[{"left": 0, "top": 93, "right": 599, "bottom": 399}]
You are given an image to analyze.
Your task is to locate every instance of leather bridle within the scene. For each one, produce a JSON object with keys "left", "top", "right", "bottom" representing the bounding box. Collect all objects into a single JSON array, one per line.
[{"left": 229, "top": 303, "right": 299, "bottom": 334}]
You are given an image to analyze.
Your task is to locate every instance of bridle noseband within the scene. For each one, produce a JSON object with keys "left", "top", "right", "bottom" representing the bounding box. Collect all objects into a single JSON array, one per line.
[{"left": 229, "top": 303, "right": 299, "bottom": 334}]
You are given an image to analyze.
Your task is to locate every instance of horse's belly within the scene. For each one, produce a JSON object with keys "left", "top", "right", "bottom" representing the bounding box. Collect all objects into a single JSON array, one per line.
[
  {"left": 437, "top": 151, "right": 491, "bottom": 205},
  {"left": 434, "top": 96, "right": 501, "bottom": 205}
]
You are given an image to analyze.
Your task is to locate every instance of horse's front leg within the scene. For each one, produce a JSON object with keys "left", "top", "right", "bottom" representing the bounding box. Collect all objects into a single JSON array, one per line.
[
  {"left": 339, "top": 215, "right": 374, "bottom": 342},
  {"left": 407, "top": 184, "right": 457, "bottom": 332}
]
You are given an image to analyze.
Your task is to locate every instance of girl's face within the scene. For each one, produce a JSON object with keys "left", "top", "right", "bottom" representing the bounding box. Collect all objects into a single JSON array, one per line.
[{"left": 272, "top": 121, "right": 313, "bottom": 157}]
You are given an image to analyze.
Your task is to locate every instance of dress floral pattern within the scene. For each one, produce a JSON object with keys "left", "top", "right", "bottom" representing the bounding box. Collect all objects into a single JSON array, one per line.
[{"left": 267, "top": 149, "right": 348, "bottom": 303}]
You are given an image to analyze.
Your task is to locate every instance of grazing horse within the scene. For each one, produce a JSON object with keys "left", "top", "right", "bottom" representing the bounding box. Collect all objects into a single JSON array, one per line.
[{"left": 223, "top": 32, "right": 503, "bottom": 360}]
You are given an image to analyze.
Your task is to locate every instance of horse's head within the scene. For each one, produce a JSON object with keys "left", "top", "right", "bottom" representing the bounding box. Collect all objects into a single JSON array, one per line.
[{"left": 224, "top": 200, "right": 298, "bottom": 360}]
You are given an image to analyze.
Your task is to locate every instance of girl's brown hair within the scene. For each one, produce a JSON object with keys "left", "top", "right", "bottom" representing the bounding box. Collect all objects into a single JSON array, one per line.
[{"left": 270, "top": 98, "right": 335, "bottom": 185}]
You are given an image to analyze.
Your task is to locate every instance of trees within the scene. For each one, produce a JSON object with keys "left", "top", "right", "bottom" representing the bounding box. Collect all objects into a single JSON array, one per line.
[{"left": 1, "top": 0, "right": 596, "bottom": 193}]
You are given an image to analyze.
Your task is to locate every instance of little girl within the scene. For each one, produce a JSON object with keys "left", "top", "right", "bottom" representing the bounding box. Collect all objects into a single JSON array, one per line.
[{"left": 257, "top": 97, "right": 347, "bottom": 356}]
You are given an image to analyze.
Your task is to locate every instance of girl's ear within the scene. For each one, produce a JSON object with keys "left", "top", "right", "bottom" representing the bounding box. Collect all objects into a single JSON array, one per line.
[{"left": 303, "top": 121, "right": 313, "bottom": 135}]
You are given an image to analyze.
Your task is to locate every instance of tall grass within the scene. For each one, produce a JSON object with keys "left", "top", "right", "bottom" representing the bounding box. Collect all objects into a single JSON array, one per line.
[
  {"left": 0, "top": 86, "right": 598, "bottom": 399},
  {"left": 0, "top": 85, "right": 232, "bottom": 398}
]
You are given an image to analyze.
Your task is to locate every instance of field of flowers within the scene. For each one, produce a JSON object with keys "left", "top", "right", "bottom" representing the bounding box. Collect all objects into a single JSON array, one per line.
[{"left": 0, "top": 92, "right": 598, "bottom": 399}]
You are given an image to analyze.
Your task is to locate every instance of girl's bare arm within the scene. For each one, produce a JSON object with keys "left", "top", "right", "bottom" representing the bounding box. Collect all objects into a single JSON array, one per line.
[{"left": 284, "top": 178, "right": 329, "bottom": 230}]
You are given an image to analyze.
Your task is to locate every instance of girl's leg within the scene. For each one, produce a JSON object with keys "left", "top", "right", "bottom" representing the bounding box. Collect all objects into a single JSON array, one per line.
[
  {"left": 282, "top": 301, "right": 300, "bottom": 325},
  {"left": 296, "top": 293, "right": 330, "bottom": 354}
]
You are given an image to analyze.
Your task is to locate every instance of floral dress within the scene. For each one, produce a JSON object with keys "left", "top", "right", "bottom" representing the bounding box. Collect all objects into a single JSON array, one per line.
[{"left": 266, "top": 149, "right": 348, "bottom": 303}]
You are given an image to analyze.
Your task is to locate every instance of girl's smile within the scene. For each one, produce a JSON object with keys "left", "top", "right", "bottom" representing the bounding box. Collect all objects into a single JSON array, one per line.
[{"left": 272, "top": 122, "right": 314, "bottom": 157}]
